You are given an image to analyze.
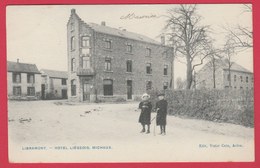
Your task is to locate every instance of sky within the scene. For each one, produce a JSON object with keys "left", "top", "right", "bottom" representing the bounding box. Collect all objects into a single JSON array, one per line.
[{"left": 6, "top": 4, "right": 253, "bottom": 83}]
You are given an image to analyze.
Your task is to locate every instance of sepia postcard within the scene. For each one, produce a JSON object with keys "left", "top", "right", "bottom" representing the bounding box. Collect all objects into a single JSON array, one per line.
[{"left": 6, "top": 4, "right": 254, "bottom": 163}]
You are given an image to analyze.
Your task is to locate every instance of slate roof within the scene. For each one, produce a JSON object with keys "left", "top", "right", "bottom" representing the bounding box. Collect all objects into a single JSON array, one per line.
[
  {"left": 70, "top": 10, "right": 161, "bottom": 45},
  {"left": 41, "top": 69, "right": 68, "bottom": 79},
  {"left": 202, "top": 59, "right": 253, "bottom": 74},
  {"left": 87, "top": 23, "right": 161, "bottom": 45},
  {"left": 7, "top": 61, "right": 41, "bottom": 74},
  {"left": 218, "top": 60, "right": 253, "bottom": 73}
]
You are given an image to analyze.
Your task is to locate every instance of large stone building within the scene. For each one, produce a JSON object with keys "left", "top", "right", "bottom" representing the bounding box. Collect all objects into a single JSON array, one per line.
[
  {"left": 41, "top": 69, "right": 68, "bottom": 99},
  {"left": 67, "top": 9, "right": 174, "bottom": 102},
  {"left": 196, "top": 59, "right": 253, "bottom": 90},
  {"left": 7, "top": 60, "right": 42, "bottom": 100}
]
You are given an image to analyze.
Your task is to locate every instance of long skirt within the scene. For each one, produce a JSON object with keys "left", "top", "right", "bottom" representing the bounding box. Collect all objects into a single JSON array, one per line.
[{"left": 139, "top": 111, "right": 151, "bottom": 125}]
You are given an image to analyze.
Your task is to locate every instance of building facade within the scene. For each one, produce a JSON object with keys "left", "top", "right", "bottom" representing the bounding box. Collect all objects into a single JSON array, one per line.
[
  {"left": 67, "top": 9, "right": 174, "bottom": 102},
  {"left": 7, "top": 60, "right": 41, "bottom": 100},
  {"left": 41, "top": 69, "right": 68, "bottom": 99},
  {"left": 196, "top": 59, "right": 253, "bottom": 90}
]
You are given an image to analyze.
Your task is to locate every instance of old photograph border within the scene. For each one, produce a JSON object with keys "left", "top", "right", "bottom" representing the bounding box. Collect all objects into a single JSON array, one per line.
[{"left": 0, "top": 0, "right": 259, "bottom": 168}]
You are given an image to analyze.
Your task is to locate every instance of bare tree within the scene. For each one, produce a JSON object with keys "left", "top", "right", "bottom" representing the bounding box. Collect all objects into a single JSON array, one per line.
[
  {"left": 223, "top": 37, "right": 236, "bottom": 88},
  {"left": 224, "top": 5, "right": 252, "bottom": 50},
  {"left": 164, "top": 5, "right": 213, "bottom": 89},
  {"left": 204, "top": 47, "right": 223, "bottom": 88},
  {"left": 176, "top": 77, "right": 186, "bottom": 89}
]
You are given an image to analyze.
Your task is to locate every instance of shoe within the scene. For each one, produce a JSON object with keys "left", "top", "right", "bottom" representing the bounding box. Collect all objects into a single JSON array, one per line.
[
  {"left": 146, "top": 130, "right": 150, "bottom": 134},
  {"left": 140, "top": 129, "right": 145, "bottom": 133}
]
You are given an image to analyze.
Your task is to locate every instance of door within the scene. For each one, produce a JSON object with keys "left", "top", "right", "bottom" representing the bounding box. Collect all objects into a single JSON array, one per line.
[
  {"left": 127, "top": 80, "right": 132, "bottom": 99},
  {"left": 62, "top": 89, "right": 67, "bottom": 99},
  {"left": 41, "top": 84, "right": 45, "bottom": 100},
  {"left": 83, "top": 83, "right": 91, "bottom": 101}
]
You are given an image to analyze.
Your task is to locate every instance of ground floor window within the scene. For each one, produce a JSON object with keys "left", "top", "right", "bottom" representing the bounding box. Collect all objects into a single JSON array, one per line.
[
  {"left": 13, "top": 86, "right": 21, "bottom": 96},
  {"left": 146, "top": 81, "right": 152, "bottom": 91},
  {"left": 163, "top": 82, "right": 168, "bottom": 90},
  {"left": 27, "top": 87, "right": 35, "bottom": 96},
  {"left": 71, "top": 80, "right": 76, "bottom": 96},
  {"left": 103, "top": 79, "right": 113, "bottom": 96}
]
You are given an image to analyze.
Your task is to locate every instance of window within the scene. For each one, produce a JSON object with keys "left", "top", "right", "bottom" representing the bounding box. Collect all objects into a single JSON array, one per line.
[
  {"left": 105, "top": 58, "right": 112, "bottom": 71},
  {"left": 70, "top": 22, "right": 74, "bottom": 31},
  {"left": 164, "top": 65, "right": 168, "bottom": 75},
  {"left": 146, "top": 81, "right": 152, "bottom": 91},
  {"left": 146, "top": 63, "right": 152, "bottom": 74},
  {"left": 234, "top": 86, "right": 237, "bottom": 89},
  {"left": 227, "top": 74, "right": 230, "bottom": 81},
  {"left": 126, "top": 60, "right": 132, "bottom": 72},
  {"left": 27, "top": 73, "right": 35, "bottom": 83},
  {"left": 146, "top": 48, "right": 151, "bottom": 56},
  {"left": 246, "top": 76, "right": 249, "bottom": 83},
  {"left": 13, "top": 86, "right": 21, "bottom": 96},
  {"left": 71, "top": 80, "right": 76, "bottom": 96},
  {"left": 104, "top": 40, "right": 112, "bottom": 49},
  {"left": 126, "top": 44, "right": 132, "bottom": 53},
  {"left": 81, "top": 36, "right": 90, "bottom": 47},
  {"left": 240, "top": 86, "right": 243, "bottom": 89},
  {"left": 83, "top": 56, "right": 90, "bottom": 69},
  {"left": 71, "top": 36, "right": 75, "bottom": 50},
  {"left": 27, "top": 87, "right": 35, "bottom": 96},
  {"left": 103, "top": 79, "right": 113, "bottom": 96},
  {"left": 71, "top": 58, "right": 76, "bottom": 71},
  {"left": 62, "top": 79, "right": 67, "bottom": 85},
  {"left": 13, "top": 73, "right": 21, "bottom": 83},
  {"left": 234, "top": 75, "right": 236, "bottom": 82},
  {"left": 240, "top": 76, "right": 243, "bottom": 82},
  {"left": 163, "top": 82, "right": 168, "bottom": 90}
]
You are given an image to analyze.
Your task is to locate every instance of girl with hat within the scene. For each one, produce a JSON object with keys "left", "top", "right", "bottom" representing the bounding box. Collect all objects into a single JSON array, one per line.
[{"left": 138, "top": 93, "right": 152, "bottom": 134}]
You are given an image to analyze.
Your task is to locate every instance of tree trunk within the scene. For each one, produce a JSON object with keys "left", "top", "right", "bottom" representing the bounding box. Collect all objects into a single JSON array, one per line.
[
  {"left": 213, "top": 59, "right": 216, "bottom": 89},
  {"left": 186, "top": 58, "right": 193, "bottom": 89}
]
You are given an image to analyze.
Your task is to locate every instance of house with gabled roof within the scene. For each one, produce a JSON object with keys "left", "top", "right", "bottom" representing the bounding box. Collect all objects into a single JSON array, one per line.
[
  {"left": 41, "top": 69, "right": 68, "bottom": 99},
  {"left": 67, "top": 9, "right": 174, "bottom": 102},
  {"left": 196, "top": 59, "right": 254, "bottom": 90},
  {"left": 7, "top": 60, "right": 42, "bottom": 100}
]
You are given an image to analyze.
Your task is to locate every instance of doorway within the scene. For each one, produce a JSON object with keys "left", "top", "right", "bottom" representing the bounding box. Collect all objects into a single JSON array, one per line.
[
  {"left": 127, "top": 80, "right": 133, "bottom": 100},
  {"left": 83, "top": 83, "right": 91, "bottom": 101}
]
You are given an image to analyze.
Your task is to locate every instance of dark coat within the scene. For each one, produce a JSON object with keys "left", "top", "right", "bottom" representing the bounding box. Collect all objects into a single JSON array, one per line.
[
  {"left": 138, "top": 101, "right": 152, "bottom": 125},
  {"left": 156, "top": 99, "right": 168, "bottom": 125}
]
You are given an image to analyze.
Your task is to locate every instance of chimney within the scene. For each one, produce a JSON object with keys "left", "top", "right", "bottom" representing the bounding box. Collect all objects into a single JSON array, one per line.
[
  {"left": 101, "top": 21, "right": 106, "bottom": 26},
  {"left": 17, "top": 59, "right": 19, "bottom": 63},
  {"left": 122, "top": 29, "right": 126, "bottom": 31},
  {"left": 161, "top": 35, "right": 165, "bottom": 45},
  {"left": 71, "top": 9, "right": 76, "bottom": 14}
]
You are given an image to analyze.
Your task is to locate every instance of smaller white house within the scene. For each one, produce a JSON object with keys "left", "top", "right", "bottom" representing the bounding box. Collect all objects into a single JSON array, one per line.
[{"left": 7, "top": 60, "right": 42, "bottom": 100}]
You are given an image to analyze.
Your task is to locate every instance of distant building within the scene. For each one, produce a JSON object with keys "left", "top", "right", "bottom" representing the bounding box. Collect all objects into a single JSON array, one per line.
[
  {"left": 196, "top": 59, "right": 253, "bottom": 90},
  {"left": 67, "top": 9, "right": 174, "bottom": 102},
  {"left": 41, "top": 69, "right": 68, "bottom": 99},
  {"left": 7, "top": 60, "right": 41, "bottom": 100}
]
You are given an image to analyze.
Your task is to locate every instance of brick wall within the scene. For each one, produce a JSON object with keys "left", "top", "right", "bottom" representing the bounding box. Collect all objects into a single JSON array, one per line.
[{"left": 67, "top": 10, "right": 174, "bottom": 102}]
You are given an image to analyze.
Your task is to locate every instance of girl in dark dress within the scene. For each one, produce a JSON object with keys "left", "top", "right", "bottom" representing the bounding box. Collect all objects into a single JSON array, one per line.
[
  {"left": 156, "top": 93, "right": 168, "bottom": 135},
  {"left": 138, "top": 93, "right": 152, "bottom": 134}
]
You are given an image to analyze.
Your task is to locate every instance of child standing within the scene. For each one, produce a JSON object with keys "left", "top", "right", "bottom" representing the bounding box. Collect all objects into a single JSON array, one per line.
[
  {"left": 156, "top": 93, "right": 168, "bottom": 135},
  {"left": 138, "top": 93, "right": 152, "bottom": 134}
]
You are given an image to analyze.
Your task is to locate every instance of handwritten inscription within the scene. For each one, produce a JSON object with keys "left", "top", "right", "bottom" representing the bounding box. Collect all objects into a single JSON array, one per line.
[{"left": 120, "top": 13, "right": 161, "bottom": 20}]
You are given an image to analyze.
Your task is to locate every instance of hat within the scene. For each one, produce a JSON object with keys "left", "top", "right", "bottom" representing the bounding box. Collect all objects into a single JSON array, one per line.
[
  {"left": 157, "top": 93, "right": 165, "bottom": 97},
  {"left": 142, "top": 93, "right": 150, "bottom": 99}
]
